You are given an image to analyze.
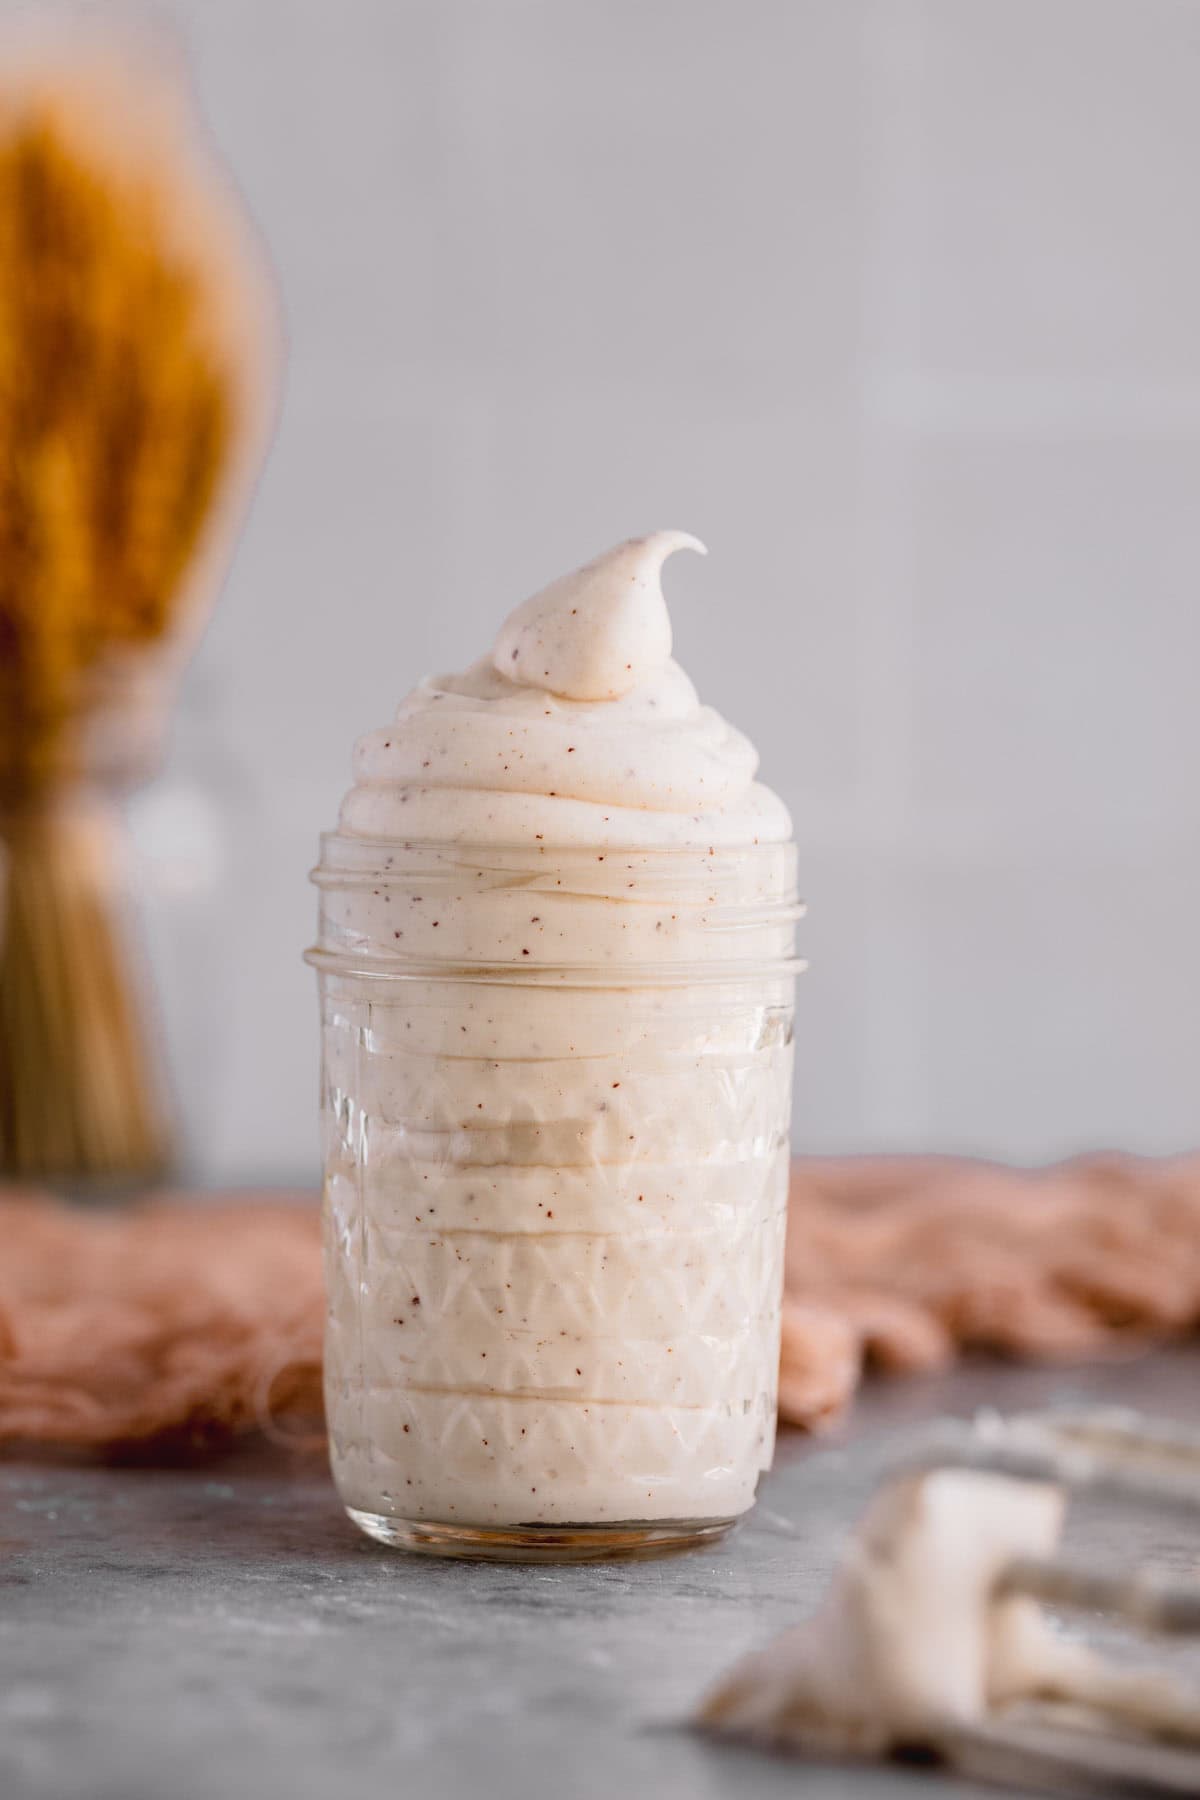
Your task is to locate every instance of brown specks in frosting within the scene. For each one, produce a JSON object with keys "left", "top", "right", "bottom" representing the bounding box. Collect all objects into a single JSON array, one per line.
[{"left": 321, "top": 535, "right": 796, "bottom": 1526}]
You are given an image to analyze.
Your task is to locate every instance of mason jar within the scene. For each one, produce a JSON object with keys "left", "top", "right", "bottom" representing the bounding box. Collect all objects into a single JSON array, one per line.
[{"left": 305, "top": 833, "right": 802, "bottom": 1561}]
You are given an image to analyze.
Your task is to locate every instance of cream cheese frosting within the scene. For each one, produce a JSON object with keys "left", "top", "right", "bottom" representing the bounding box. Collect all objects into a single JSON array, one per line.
[
  {"left": 315, "top": 533, "right": 798, "bottom": 1536},
  {"left": 339, "top": 531, "right": 792, "bottom": 848}
]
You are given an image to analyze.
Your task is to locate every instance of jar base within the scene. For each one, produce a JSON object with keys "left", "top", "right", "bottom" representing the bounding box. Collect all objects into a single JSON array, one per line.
[{"left": 345, "top": 1506, "right": 739, "bottom": 1563}]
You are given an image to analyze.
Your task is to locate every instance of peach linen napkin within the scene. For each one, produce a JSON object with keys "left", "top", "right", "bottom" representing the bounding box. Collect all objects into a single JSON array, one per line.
[
  {"left": 2, "top": 1155, "right": 1199, "bottom": 1458},
  {"left": 0, "top": 1192, "right": 323, "bottom": 1456},
  {"left": 779, "top": 1154, "right": 1200, "bottom": 1425}
]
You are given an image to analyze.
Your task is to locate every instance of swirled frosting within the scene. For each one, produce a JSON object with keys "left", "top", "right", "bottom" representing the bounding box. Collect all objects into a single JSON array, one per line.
[
  {"left": 339, "top": 532, "right": 790, "bottom": 847},
  {"left": 318, "top": 531, "right": 798, "bottom": 1532}
]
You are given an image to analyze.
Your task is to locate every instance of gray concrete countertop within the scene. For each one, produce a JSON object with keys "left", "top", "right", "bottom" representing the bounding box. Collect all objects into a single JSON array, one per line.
[{"left": 4, "top": 1350, "right": 1199, "bottom": 1800}]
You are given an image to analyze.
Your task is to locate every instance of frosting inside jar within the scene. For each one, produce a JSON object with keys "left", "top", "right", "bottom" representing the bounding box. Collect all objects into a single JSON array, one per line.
[{"left": 316, "top": 533, "right": 797, "bottom": 1536}]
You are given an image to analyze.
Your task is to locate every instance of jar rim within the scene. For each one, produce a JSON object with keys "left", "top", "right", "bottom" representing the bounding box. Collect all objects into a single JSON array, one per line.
[
  {"left": 302, "top": 946, "right": 807, "bottom": 987},
  {"left": 310, "top": 829, "right": 799, "bottom": 880},
  {"left": 307, "top": 830, "right": 803, "bottom": 984}
]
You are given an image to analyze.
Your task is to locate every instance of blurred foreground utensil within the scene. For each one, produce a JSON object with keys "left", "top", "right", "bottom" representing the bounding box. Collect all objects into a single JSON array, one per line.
[{"left": 698, "top": 1406, "right": 1200, "bottom": 1796}]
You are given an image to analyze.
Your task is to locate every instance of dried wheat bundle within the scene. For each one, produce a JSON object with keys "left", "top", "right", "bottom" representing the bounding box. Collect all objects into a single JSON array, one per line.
[{"left": 0, "top": 39, "right": 276, "bottom": 1180}]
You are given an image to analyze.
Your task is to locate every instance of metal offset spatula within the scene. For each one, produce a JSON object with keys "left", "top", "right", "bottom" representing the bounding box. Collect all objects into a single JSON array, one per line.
[{"left": 698, "top": 1407, "right": 1200, "bottom": 1797}]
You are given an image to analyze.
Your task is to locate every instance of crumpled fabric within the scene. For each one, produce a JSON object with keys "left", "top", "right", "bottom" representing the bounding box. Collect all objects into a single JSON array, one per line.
[
  {"left": 780, "top": 1153, "right": 1200, "bottom": 1426},
  {"left": 3, "top": 1153, "right": 1200, "bottom": 1458},
  {"left": 0, "top": 1191, "right": 323, "bottom": 1458}
]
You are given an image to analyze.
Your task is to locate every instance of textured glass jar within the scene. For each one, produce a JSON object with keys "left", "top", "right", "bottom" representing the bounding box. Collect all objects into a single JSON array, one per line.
[{"left": 306, "top": 835, "right": 802, "bottom": 1561}]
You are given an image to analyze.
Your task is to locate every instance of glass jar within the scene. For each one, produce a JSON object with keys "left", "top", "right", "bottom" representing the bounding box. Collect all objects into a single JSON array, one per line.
[{"left": 305, "top": 834, "right": 802, "bottom": 1561}]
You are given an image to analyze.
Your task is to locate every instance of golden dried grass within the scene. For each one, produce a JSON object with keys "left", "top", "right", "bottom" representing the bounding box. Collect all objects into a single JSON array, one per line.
[{"left": 0, "top": 43, "right": 276, "bottom": 1178}]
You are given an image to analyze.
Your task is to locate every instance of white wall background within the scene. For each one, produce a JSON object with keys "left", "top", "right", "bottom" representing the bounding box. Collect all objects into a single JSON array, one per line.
[{"left": 59, "top": 0, "right": 1200, "bottom": 1182}]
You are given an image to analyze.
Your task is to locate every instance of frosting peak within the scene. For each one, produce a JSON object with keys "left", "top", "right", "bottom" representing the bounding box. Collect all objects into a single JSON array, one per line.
[
  {"left": 339, "top": 531, "right": 791, "bottom": 848},
  {"left": 491, "top": 530, "right": 705, "bottom": 701}
]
